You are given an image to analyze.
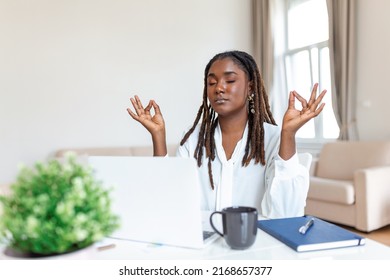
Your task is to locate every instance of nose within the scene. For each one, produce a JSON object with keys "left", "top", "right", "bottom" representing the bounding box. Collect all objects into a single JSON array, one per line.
[{"left": 216, "top": 81, "right": 225, "bottom": 94}]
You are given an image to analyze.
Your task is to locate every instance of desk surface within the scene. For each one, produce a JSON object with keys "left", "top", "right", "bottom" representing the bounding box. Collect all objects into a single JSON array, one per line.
[{"left": 1, "top": 228, "right": 389, "bottom": 260}]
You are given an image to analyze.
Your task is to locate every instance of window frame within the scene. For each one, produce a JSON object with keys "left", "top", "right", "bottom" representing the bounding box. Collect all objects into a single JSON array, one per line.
[{"left": 281, "top": 0, "right": 338, "bottom": 151}]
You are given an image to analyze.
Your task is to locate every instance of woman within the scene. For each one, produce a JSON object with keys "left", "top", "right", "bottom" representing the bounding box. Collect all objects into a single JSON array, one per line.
[{"left": 127, "top": 50, "right": 326, "bottom": 218}]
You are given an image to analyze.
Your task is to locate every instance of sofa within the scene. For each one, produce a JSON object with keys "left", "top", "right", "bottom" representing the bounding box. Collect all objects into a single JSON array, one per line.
[
  {"left": 55, "top": 144, "right": 179, "bottom": 158},
  {"left": 305, "top": 141, "right": 390, "bottom": 232}
]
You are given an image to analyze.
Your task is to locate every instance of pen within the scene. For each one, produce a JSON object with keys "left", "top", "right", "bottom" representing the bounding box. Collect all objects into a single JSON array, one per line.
[
  {"left": 299, "top": 218, "right": 314, "bottom": 234},
  {"left": 97, "top": 243, "right": 116, "bottom": 251}
]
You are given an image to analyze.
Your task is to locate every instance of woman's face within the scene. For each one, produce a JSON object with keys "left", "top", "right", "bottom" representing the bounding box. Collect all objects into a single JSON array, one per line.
[{"left": 206, "top": 58, "right": 251, "bottom": 118}]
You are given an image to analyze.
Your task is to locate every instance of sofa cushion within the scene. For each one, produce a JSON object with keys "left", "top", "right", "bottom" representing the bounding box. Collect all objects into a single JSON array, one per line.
[
  {"left": 316, "top": 141, "right": 390, "bottom": 180},
  {"left": 308, "top": 177, "right": 355, "bottom": 205}
]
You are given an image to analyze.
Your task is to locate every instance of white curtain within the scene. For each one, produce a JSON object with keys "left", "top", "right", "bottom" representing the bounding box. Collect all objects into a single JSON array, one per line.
[
  {"left": 252, "top": 0, "right": 287, "bottom": 125},
  {"left": 327, "top": 0, "right": 359, "bottom": 140}
]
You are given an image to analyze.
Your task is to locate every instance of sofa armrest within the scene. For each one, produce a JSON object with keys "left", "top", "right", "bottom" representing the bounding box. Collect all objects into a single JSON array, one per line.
[
  {"left": 309, "top": 157, "right": 318, "bottom": 176},
  {"left": 354, "top": 166, "right": 390, "bottom": 231}
]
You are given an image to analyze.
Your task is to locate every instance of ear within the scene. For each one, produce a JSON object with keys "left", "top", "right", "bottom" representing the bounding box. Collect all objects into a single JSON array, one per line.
[{"left": 247, "top": 81, "right": 254, "bottom": 96}]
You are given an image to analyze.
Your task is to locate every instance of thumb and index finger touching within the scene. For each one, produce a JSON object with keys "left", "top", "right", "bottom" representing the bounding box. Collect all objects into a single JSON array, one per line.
[
  {"left": 127, "top": 95, "right": 163, "bottom": 119},
  {"left": 288, "top": 83, "right": 327, "bottom": 113}
]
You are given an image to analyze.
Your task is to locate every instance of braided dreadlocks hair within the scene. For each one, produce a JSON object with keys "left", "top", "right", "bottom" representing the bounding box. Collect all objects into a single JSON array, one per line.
[{"left": 180, "top": 50, "right": 276, "bottom": 190}]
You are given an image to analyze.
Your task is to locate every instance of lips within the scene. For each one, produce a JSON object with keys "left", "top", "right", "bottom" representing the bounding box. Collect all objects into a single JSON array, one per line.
[{"left": 215, "top": 98, "right": 228, "bottom": 104}]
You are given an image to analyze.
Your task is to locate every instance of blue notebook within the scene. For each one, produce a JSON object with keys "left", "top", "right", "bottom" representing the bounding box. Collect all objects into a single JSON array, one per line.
[{"left": 258, "top": 216, "right": 366, "bottom": 252}]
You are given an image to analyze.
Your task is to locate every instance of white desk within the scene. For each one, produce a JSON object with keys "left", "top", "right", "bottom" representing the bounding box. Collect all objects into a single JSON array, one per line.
[{"left": 1, "top": 228, "right": 389, "bottom": 260}]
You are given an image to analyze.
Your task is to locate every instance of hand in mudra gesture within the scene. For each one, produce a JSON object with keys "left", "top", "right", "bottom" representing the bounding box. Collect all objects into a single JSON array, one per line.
[
  {"left": 127, "top": 95, "right": 165, "bottom": 135},
  {"left": 282, "top": 83, "right": 327, "bottom": 135}
]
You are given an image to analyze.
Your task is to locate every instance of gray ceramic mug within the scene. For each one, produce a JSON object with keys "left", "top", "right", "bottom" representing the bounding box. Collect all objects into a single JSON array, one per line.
[{"left": 210, "top": 206, "right": 258, "bottom": 250}]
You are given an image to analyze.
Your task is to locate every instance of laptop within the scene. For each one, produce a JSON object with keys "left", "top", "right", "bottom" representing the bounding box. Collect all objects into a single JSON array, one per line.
[{"left": 88, "top": 156, "right": 219, "bottom": 249}]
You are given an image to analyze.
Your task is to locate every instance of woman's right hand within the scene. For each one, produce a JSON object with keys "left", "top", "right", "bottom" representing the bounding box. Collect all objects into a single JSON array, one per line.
[
  {"left": 127, "top": 95, "right": 167, "bottom": 156},
  {"left": 127, "top": 95, "right": 165, "bottom": 136}
]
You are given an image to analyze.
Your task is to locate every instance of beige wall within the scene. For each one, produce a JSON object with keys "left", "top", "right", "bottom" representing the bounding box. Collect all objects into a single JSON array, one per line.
[
  {"left": 356, "top": 0, "right": 390, "bottom": 140},
  {"left": 0, "top": 0, "right": 252, "bottom": 184}
]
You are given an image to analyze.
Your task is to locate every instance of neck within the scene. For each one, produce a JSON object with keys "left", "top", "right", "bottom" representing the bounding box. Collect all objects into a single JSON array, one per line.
[
  {"left": 218, "top": 114, "right": 248, "bottom": 134},
  {"left": 217, "top": 113, "right": 248, "bottom": 161}
]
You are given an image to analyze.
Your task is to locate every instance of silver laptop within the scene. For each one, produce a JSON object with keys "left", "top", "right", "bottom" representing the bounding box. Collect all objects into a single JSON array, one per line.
[{"left": 88, "top": 156, "right": 219, "bottom": 249}]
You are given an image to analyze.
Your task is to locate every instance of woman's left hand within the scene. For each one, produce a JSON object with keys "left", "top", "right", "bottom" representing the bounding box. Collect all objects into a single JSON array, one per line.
[{"left": 282, "top": 83, "right": 327, "bottom": 135}]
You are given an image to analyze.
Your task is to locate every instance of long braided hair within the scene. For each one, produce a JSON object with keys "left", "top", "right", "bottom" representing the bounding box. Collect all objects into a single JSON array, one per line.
[{"left": 180, "top": 51, "right": 276, "bottom": 189}]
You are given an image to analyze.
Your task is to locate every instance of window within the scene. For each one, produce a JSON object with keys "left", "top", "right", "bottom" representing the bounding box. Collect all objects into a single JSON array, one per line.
[{"left": 281, "top": 0, "right": 340, "bottom": 141}]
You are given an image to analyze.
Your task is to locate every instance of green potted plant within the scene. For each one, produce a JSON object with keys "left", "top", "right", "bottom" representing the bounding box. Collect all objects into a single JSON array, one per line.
[{"left": 0, "top": 153, "right": 119, "bottom": 256}]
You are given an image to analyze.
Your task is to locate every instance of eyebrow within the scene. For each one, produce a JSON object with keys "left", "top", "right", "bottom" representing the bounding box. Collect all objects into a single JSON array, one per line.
[{"left": 207, "top": 71, "right": 238, "bottom": 78}]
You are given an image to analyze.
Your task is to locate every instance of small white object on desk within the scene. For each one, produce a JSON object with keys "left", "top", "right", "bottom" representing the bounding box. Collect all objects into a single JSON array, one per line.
[{"left": 299, "top": 218, "right": 314, "bottom": 234}]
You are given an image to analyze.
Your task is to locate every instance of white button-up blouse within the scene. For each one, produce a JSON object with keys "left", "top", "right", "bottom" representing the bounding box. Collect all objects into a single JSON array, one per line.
[{"left": 176, "top": 122, "right": 309, "bottom": 218}]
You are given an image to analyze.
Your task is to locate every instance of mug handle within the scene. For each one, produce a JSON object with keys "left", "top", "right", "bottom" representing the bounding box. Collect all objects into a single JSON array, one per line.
[{"left": 209, "top": 211, "right": 224, "bottom": 237}]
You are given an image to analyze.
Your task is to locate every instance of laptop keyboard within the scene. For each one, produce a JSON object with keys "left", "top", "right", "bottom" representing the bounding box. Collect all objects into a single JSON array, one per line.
[{"left": 203, "top": 230, "right": 216, "bottom": 241}]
